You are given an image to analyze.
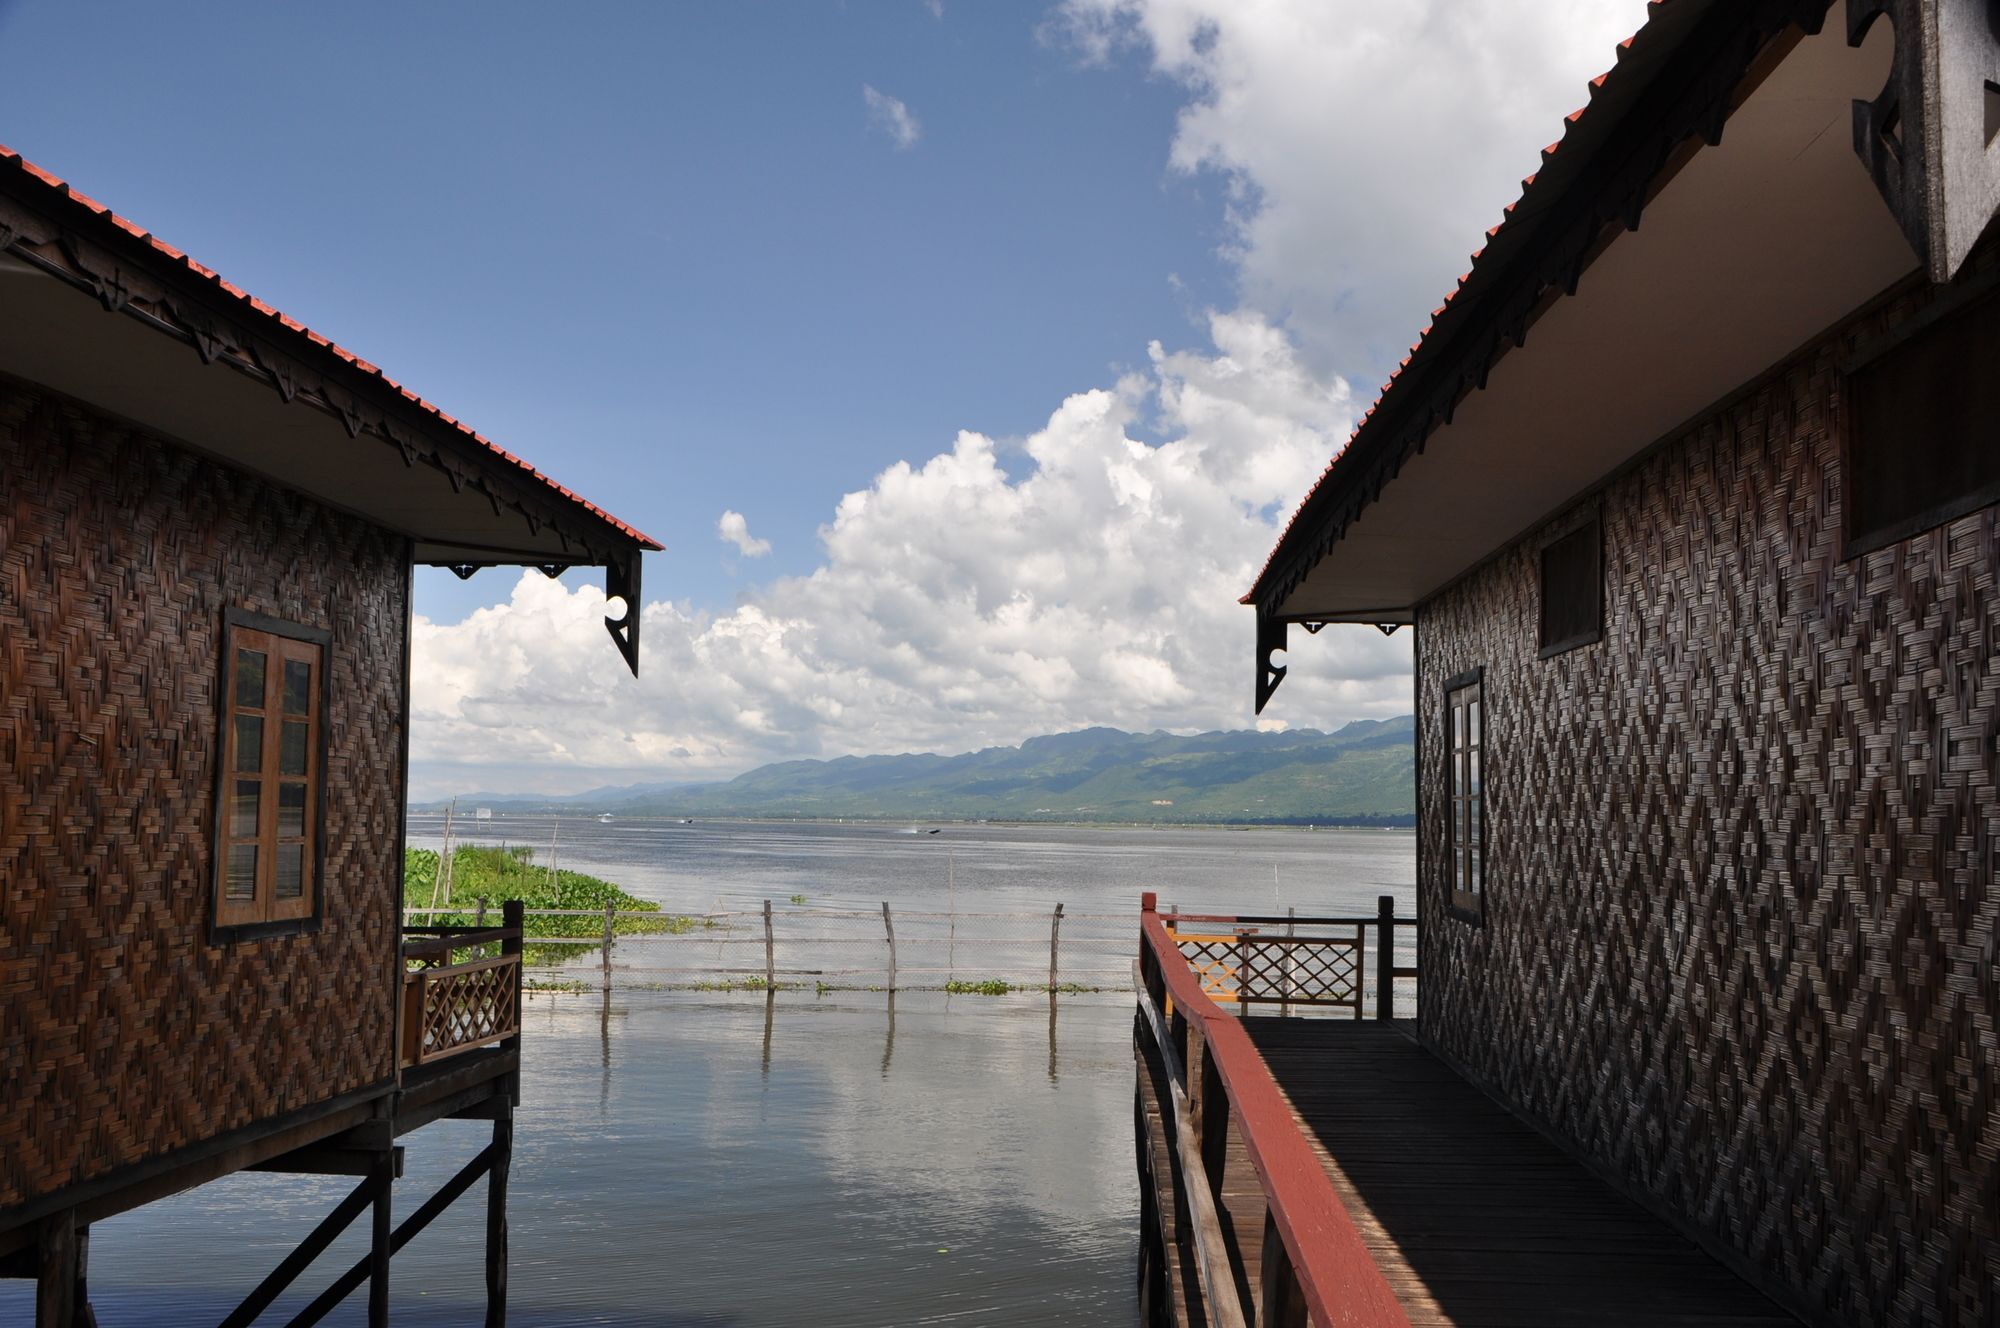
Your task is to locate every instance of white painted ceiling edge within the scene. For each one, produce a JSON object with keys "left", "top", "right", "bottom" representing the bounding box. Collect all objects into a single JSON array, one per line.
[{"left": 1275, "top": 18, "right": 1914, "bottom": 624}]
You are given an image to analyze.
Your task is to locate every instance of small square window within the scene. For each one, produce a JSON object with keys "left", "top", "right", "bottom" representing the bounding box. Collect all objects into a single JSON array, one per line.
[
  {"left": 1846, "top": 291, "right": 2000, "bottom": 557},
  {"left": 1539, "top": 518, "right": 1602, "bottom": 657}
]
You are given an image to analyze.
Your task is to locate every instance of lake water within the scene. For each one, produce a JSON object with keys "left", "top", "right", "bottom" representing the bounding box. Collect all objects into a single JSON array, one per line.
[{"left": 11, "top": 821, "right": 1413, "bottom": 1326}]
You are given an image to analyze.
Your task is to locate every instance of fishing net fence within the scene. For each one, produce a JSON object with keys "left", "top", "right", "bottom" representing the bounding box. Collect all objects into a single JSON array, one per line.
[{"left": 402, "top": 899, "right": 1419, "bottom": 1012}]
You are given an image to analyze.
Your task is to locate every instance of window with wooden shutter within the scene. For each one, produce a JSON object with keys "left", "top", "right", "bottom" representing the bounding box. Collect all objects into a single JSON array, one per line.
[
  {"left": 214, "top": 610, "right": 328, "bottom": 937},
  {"left": 1845, "top": 288, "right": 2000, "bottom": 558},
  {"left": 1538, "top": 517, "right": 1602, "bottom": 657},
  {"left": 1445, "top": 673, "right": 1484, "bottom": 919}
]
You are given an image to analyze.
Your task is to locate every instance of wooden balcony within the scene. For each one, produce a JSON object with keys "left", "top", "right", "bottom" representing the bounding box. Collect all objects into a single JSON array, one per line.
[
  {"left": 1133, "top": 894, "right": 1796, "bottom": 1327},
  {"left": 399, "top": 904, "right": 524, "bottom": 1071}
]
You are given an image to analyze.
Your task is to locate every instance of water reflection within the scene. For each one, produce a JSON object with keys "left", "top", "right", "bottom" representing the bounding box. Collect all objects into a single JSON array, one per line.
[
  {"left": 35, "top": 988, "right": 1140, "bottom": 1326},
  {"left": 882, "top": 991, "right": 897, "bottom": 1078}
]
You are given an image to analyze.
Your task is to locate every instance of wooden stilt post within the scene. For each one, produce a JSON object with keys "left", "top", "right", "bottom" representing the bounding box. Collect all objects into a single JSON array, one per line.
[
  {"left": 71, "top": 1224, "right": 96, "bottom": 1328},
  {"left": 882, "top": 901, "right": 897, "bottom": 992},
  {"left": 762, "top": 899, "right": 775, "bottom": 989},
  {"left": 502, "top": 899, "right": 524, "bottom": 1106},
  {"left": 368, "top": 1150, "right": 393, "bottom": 1327},
  {"left": 475, "top": 896, "right": 488, "bottom": 928},
  {"left": 601, "top": 901, "right": 615, "bottom": 992},
  {"left": 34, "top": 1210, "right": 75, "bottom": 1328},
  {"left": 485, "top": 1112, "right": 512, "bottom": 1327},
  {"left": 1049, "top": 902, "right": 1064, "bottom": 992}
]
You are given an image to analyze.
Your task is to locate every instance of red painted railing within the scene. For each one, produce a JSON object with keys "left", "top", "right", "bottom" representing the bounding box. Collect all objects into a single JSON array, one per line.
[{"left": 1136, "top": 891, "right": 1412, "bottom": 1327}]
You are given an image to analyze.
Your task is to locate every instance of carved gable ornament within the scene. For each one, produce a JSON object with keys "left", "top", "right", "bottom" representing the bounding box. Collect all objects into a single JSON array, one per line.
[{"left": 1851, "top": 0, "right": 2000, "bottom": 281}]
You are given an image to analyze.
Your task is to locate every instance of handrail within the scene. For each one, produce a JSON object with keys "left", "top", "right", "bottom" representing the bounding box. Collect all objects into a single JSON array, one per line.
[
  {"left": 1139, "top": 893, "right": 1411, "bottom": 1328},
  {"left": 401, "top": 926, "right": 516, "bottom": 962},
  {"left": 1161, "top": 911, "right": 1419, "bottom": 927},
  {"left": 1133, "top": 961, "right": 1250, "bottom": 1328}
]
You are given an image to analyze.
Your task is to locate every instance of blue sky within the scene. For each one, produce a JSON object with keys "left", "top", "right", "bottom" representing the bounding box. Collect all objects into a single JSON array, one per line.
[
  {"left": 0, "top": 0, "right": 1236, "bottom": 620},
  {"left": 0, "top": 1, "right": 1653, "bottom": 793}
]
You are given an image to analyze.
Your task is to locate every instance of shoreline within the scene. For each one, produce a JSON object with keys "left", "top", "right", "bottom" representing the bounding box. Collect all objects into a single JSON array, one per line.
[{"left": 405, "top": 812, "right": 1416, "bottom": 833}]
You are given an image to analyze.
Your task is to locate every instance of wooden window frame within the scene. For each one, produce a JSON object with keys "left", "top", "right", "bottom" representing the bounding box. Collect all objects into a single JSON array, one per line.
[
  {"left": 1839, "top": 276, "right": 2000, "bottom": 561},
  {"left": 1443, "top": 668, "right": 1485, "bottom": 924},
  {"left": 210, "top": 608, "right": 330, "bottom": 943},
  {"left": 1537, "top": 513, "right": 1603, "bottom": 658}
]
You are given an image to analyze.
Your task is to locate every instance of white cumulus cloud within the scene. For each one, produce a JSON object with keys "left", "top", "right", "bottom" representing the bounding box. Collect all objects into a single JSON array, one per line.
[
  {"left": 411, "top": 311, "right": 1413, "bottom": 795},
  {"left": 863, "top": 85, "right": 923, "bottom": 149},
  {"left": 717, "top": 510, "right": 772, "bottom": 558},
  {"left": 1051, "top": 0, "right": 1655, "bottom": 378},
  {"left": 411, "top": 1, "right": 1656, "bottom": 795}
]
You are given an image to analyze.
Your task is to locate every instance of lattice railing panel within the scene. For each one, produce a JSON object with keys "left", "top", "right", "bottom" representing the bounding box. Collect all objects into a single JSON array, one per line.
[
  {"left": 1169, "top": 932, "right": 1249, "bottom": 1004},
  {"left": 1169, "top": 928, "right": 1370, "bottom": 1015},
  {"left": 403, "top": 955, "right": 519, "bottom": 1067},
  {"left": 1237, "top": 937, "right": 1363, "bottom": 1014}
]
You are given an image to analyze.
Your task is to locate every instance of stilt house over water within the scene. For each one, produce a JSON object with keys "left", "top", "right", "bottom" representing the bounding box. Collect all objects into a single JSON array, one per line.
[
  {"left": 1136, "top": 3, "right": 2000, "bottom": 1326},
  {"left": 0, "top": 144, "right": 659, "bottom": 1324}
]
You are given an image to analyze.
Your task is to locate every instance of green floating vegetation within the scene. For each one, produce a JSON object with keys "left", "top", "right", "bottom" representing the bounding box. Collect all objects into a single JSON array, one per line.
[
  {"left": 944, "top": 978, "right": 1014, "bottom": 996},
  {"left": 687, "top": 976, "right": 795, "bottom": 992},
  {"left": 404, "top": 845, "right": 711, "bottom": 966}
]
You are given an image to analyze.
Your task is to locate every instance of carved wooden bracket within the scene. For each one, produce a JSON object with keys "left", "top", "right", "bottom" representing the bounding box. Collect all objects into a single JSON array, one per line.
[
  {"left": 1255, "top": 613, "right": 1287, "bottom": 715},
  {"left": 604, "top": 552, "right": 643, "bottom": 678},
  {"left": 1850, "top": 0, "right": 2000, "bottom": 281}
]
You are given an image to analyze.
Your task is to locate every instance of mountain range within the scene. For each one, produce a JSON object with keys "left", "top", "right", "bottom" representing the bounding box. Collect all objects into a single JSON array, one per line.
[{"left": 427, "top": 717, "right": 1415, "bottom": 826}]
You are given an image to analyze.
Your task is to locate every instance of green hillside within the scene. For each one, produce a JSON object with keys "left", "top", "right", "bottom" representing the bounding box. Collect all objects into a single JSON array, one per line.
[{"left": 601, "top": 717, "right": 1414, "bottom": 825}]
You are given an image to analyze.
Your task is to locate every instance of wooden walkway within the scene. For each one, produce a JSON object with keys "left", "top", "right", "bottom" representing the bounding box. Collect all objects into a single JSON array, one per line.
[
  {"left": 1215, "top": 1021, "right": 1797, "bottom": 1327},
  {"left": 1135, "top": 1032, "right": 1211, "bottom": 1328}
]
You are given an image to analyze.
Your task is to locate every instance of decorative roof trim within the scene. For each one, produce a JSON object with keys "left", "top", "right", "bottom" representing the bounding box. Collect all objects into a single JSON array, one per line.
[
  {"left": 0, "top": 143, "right": 662, "bottom": 561},
  {"left": 1244, "top": 0, "right": 1833, "bottom": 622}
]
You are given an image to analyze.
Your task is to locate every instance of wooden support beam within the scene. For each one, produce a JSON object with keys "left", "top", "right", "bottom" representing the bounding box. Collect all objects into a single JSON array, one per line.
[
  {"left": 70, "top": 1225, "right": 97, "bottom": 1328},
  {"left": 282, "top": 1142, "right": 497, "bottom": 1328},
  {"left": 1375, "top": 894, "right": 1395, "bottom": 1021},
  {"left": 485, "top": 1118, "right": 511, "bottom": 1327},
  {"left": 218, "top": 1177, "right": 377, "bottom": 1328},
  {"left": 34, "top": 1211, "right": 75, "bottom": 1328},
  {"left": 249, "top": 1145, "right": 404, "bottom": 1178},
  {"left": 368, "top": 1152, "right": 392, "bottom": 1327},
  {"left": 333, "top": 1120, "right": 396, "bottom": 1151}
]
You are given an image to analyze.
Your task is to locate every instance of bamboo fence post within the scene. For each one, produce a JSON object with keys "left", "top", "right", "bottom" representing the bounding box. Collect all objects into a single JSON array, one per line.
[
  {"left": 882, "top": 902, "right": 897, "bottom": 992},
  {"left": 1049, "top": 902, "right": 1064, "bottom": 991},
  {"left": 763, "top": 899, "right": 775, "bottom": 989},
  {"left": 601, "top": 902, "right": 614, "bottom": 992}
]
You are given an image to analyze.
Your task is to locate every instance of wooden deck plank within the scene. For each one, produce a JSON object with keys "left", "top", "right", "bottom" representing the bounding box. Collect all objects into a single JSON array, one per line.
[{"left": 1231, "top": 1019, "right": 1799, "bottom": 1328}]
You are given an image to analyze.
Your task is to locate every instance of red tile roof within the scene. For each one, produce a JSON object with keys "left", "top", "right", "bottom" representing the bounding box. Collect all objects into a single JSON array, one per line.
[
  {"left": 1243, "top": 0, "right": 1681, "bottom": 606},
  {"left": 0, "top": 142, "right": 663, "bottom": 553}
]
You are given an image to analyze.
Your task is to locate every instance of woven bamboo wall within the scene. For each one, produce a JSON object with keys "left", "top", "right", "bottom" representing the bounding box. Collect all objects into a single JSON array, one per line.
[
  {"left": 1415, "top": 259, "right": 2000, "bottom": 1326},
  {"left": 0, "top": 376, "right": 407, "bottom": 1213}
]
